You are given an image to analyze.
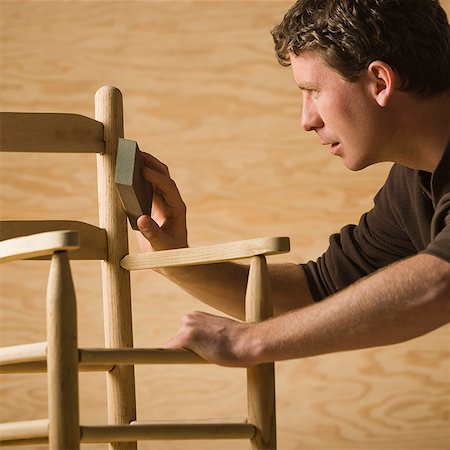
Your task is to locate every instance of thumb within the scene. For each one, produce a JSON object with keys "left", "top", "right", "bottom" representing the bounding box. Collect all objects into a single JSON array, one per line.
[
  {"left": 164, "top": 333, "right": 185, "bottom": 350},
  {"left": 137, "top": 215, "right": 162, "bottom": 244}
]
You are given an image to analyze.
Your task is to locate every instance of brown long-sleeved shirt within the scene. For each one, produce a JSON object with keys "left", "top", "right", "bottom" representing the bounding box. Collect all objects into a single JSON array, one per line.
[{"left": 302, "top": 140, "right": 450, "bottom": 301}]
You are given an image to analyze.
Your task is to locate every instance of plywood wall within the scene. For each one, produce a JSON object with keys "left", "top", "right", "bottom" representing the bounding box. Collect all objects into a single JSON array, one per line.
[{"left": 1, "top": 1, "right": 449, "bottom": 449}]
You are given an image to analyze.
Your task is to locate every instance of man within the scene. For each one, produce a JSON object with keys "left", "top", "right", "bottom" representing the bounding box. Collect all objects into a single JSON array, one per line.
[{"left": 136, "top": 0, "right": 450, "bottom": 367}]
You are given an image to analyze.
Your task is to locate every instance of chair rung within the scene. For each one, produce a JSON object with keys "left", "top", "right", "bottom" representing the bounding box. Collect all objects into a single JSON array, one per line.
[
  {"left": 81, "top": 419, "right": 255, "bottom": 442},
  {"left": 0, "top": 361, "right": 113, "bottom": 374},
  {"left": 79, "top": 348, "right": 207, "bottom": 365},
  {"left": 0, "top": 419, "right": 49, "bottom": 446},
  {"left": 0, "top": 347, "right": 205, "bottom": 373},
  {"left": 0, "top": 342, "right": 112, "bottom": 373},
  {"left": 0, "top": 419, "right": 254, "bottom": 445},
  {"left": 0, "top": 342, "right": 47, "bottom": 366}
]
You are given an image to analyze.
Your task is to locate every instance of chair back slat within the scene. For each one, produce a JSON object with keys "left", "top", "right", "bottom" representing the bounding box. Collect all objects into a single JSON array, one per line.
[{"left": 0, "top": 112, "right": 104, "bottom": 153}]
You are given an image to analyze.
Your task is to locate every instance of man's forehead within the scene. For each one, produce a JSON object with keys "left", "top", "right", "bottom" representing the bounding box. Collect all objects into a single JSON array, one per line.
[
  {"left": 289, "top": 51, "right": 347, "bottom": 89},
  {"left": 289, "top": 51, "right": 328, "bottom": 87}
]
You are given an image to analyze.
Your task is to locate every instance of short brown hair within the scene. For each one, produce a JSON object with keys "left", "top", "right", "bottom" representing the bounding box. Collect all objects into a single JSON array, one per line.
[{"left": 271, "top": 0, "right": 450, "bottom": 97}]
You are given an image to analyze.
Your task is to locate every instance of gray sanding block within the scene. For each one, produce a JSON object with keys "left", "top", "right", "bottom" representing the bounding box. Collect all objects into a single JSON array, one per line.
[{"left": 115, "top": 138, "right": 153, "bottom": 230}]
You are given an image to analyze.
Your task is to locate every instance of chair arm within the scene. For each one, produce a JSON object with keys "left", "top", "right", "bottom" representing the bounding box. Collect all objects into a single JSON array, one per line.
[
  {"left": 0, "top": 230, "right": 80, "bottom": 263},
  {"left": 121, "top": 236, "right": 290, "bottom": 271},
  {"left": 0, "top": 220, "right": 107, "bottom": 260}
]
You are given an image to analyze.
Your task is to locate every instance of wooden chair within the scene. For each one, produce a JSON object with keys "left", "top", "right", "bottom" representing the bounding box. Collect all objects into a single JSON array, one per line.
[{"left": 0, "top": 86, "right": 290, "bottom": 449}]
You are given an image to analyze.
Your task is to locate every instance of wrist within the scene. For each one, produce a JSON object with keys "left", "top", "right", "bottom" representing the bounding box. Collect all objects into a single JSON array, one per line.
[{"left": 237, "top": 322, "right": 268, "bottom": 367}]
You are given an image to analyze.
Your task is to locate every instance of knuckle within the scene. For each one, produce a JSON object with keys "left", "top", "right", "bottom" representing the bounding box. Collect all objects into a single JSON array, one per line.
[
  {"left": 177, "top": 326, "right": 197, "bottom": 346},
  {"left": 167, "top": 177, "right": 177, "bottom": 189},
  {"left": 181, "top": 312, "right": 195, "bottom": 326},
  {"left": 161, "top": 163, "right": 170, "bottom": 175},
  {"left": 180, "top": 314, "right": 190, "bottom": 326},
  {"left": 179, "top": 200, "right": 187, "bottom": 213}
]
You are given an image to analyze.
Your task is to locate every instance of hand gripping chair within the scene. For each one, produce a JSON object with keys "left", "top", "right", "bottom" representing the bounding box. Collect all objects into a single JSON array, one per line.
[{"left": 0, "top": 86, "right": 290, "bottom": 449}]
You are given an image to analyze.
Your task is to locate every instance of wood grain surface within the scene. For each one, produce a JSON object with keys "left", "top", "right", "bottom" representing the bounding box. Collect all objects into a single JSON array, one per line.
[{"left": 1, "top": 1, "right": 449, "bottom": 449}]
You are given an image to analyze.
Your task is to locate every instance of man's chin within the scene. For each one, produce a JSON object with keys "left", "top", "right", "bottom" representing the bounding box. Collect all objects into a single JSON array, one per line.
[{"left": 341, "top": 156, "right": 373, "bottom": 172}]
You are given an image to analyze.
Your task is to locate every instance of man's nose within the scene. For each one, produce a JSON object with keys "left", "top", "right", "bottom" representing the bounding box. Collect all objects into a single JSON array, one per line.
[{"left": 301, "top": 97, "right": 323, "bottom": 132}]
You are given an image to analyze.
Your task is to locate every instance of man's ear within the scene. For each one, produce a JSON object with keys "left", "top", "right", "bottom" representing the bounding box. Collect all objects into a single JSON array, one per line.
[{"left": 367, "top": 60, "right": 396, "bottom": 107}]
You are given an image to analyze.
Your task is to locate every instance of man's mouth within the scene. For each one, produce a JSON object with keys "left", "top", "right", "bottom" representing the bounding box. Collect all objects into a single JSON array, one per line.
[
  {"left": 330, "top": 142, "right": 341, "bottom": 154},
  {"left": 319, "top": 137, "right": 341, "bottom": 155}
]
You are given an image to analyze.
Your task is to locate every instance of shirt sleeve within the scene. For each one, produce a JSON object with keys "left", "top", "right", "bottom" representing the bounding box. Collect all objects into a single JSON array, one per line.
[
  {"left": 301, "top": 165, "right": 421, "bottom": 301},
  {"left": 421, "top": 192, "right": 450, "bottom": 263}
]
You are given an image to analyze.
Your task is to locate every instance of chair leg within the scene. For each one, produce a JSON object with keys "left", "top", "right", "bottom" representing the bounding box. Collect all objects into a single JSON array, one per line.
[
  {"left": 95, "top": 86, "right": 137, "bottom": 450},
  {"left": 246, "top": 255, "right": 277, "bottom": 450},
  {"left": 46, "top": 251, "right": 80, "bottom": 450}
]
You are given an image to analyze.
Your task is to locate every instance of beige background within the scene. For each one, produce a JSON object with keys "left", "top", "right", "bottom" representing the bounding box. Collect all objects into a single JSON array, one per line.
[{"left": 0, "top": 1, "right": 449, "bottom": 449}]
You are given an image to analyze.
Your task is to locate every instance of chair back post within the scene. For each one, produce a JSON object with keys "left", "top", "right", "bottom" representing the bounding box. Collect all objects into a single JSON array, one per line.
[
  {"left": 95, "top": 86, "right": 137, "bottom": 450},
  {"left": 245, "top": 255, "right": 277, "bottom": 450},
  {"left": 46, "top": 251, "right": 80, "bottom": 450}
]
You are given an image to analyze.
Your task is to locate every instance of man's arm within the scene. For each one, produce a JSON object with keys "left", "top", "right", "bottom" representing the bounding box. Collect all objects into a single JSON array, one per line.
[
  {"left": 136, "top": 151, "right": 314, "bottom": 319},
  {"left": 165, "top": 253, "right": 450, "bottom": 366},
  {"left": 139, "top": 260, "right": 314, "bottom": 320},
  {"left": 136, "top": 151, "right": 449, "bottom": 366}
]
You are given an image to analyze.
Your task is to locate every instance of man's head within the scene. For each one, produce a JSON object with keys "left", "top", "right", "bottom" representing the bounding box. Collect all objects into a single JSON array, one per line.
[{"left": 271, "top": 0, "right": 450, "bottom": 98}]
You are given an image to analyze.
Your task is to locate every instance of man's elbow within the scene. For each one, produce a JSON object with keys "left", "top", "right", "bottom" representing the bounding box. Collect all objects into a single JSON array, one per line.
[{"left": 423, "top": 255, "right": 450, "bottom": 323}]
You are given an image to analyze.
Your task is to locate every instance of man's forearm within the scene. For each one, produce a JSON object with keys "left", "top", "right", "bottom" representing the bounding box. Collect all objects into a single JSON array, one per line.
[
  {"left": 158, "top": 261, "right": 314, "bottom": 320},
  {"left": 134, "top": 151, "right": 315, "bottom": 320},
  {"left": 249, "top": 254, "right": 450, "bottom": 364}
]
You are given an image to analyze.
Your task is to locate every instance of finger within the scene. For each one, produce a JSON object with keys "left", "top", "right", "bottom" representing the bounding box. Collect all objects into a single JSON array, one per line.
[
  {"left": 165, "top": 312, "right": 206, "bottom": 350},
  {"left": 164, "top": 335, "right": 178, "bottom": 349},
  {"left": 165, "top": 324, "right": 199, "bottom": 351},
  {"left": 137, "top": 215, "right": 167, "bottom": 247},
  {"left": 140, "top": 151, "right": 170, "bottom": 177},
  {"left": 164, "top": 333, "right": 186, "bottom": 350},
  {"left": 142, "top": 167, "right": 186, "bottom": 212}
]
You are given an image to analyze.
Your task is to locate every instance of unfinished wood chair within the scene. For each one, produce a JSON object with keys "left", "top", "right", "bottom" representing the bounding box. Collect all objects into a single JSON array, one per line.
[{"left": 0, "top": 86, "right": 290, "bottom": 449}]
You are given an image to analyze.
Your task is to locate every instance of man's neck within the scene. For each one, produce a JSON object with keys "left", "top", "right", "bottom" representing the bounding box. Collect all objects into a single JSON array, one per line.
[{"left": 389, "top": 90, "right": 450, "bottom": 173}]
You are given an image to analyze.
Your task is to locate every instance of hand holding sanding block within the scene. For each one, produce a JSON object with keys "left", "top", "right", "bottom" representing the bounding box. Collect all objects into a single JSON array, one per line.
[{"left": 115, "top": 138, "right": 153, "bottom": 230}]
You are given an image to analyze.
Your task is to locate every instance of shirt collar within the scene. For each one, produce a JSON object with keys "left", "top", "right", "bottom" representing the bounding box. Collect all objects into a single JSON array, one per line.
[{"left": 420, "top": 139, "right": 450, "bottom": 205}]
